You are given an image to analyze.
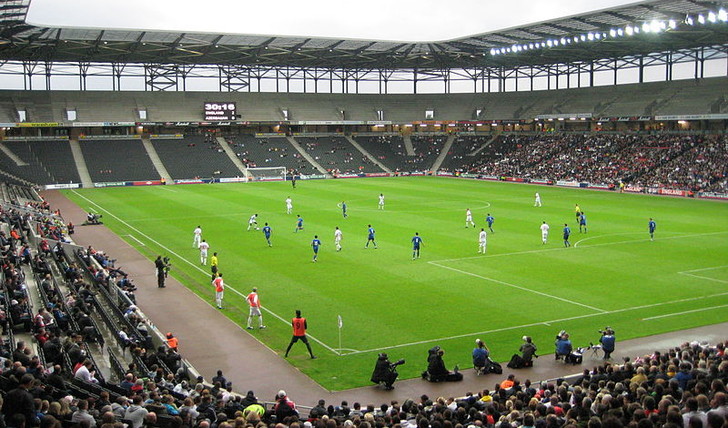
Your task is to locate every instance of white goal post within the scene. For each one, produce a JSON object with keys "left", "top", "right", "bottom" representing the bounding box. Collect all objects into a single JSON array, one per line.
[{"left": 247, "top": 166, "right": 288, "bottom": 182}]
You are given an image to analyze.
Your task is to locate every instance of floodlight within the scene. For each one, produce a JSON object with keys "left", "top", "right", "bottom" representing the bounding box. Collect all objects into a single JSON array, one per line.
[
  {"left": 609, "top": 29, "right": 617, "bottom": 37},
  {"left": 560, "top": 37, "right": 567, "bottom": 45},
  {"left": 719, "top": 9, "right": 728, "bottom": 21},
  {"left": 588, "top": 32, "right": 595, "bottom": 40},
  {"left": 490, "top": 48, "right": 496, "bottom": 55},
  {"left": 685, "top": 15, "right": 694, "bottom": 25},
  {"left": 573, "top": 36, "right": 579, "bottom": 43},
  {"left": 500, "top": 48, "right": 506, "bottom": 54},
  {"left": 633, "top": 26, "right": 640, "bottom": 33},
  {"left": 625, "top": 26, "right": 634, "bottom": 35},
  {"left": 595, "top": 33, "right": 602, "bottom": 39},
  {"left": 553, "top": 40, "right": 559, "bottom": 46},
  {"left": 708, "top": 12, "right": 716, "bottom": 22},
  {"left": 580, "top": 34, "right": 587, "bottom": 41},
  {"left": 668, "top": 19, "right": 677, "bottom": 29},
  {"left": 506, "top": 47, "right": 512, "bottom": 52},
  {"left": 698, "top": 14, "right": 705, "bottom": 24},
  {"left": 642, "top": 22, "right": 651, "bottom": 33},
  {"left": 546, "top": 40, "right": 553, "bottom": 47},
  {"left": 617, "top": 28, "right": 624, "bottom": 36}
]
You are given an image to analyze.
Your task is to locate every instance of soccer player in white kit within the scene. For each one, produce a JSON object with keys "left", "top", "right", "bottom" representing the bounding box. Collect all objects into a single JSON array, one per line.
[
  {"left": 193, "top": 226, "right": 202, "bottom": 248},
  {"left": 334, "top": 226, "right": 343, "bottom": 251},
  {"left": 478, "top": 228, "right": 487, "bottom": 254},
  {"left": 378, "top": 193, "right": 385, "bottom": 210},
  {"left": 213, "top": 273, "right": 224, "bottom": 309},
  {"left": 246, "top": 287, "right": 265, "bottom": 329},
  {"left": 534, "top": 192, "right": 542, "bottom": 207},
  {"left": 247, "top": 214, "right": 259, "bottom": 231},
  {"left": 540, "top": 221, "right": 550, "bottom": 244},
  {"left": 465, "top": 209, "right": 475, "bottom": 228},
  {"left": 199, "top": 239, "right": 210, "bottom": 265},
  {"left": 285, "top": 197, "right": 293, "bottom": 214}
]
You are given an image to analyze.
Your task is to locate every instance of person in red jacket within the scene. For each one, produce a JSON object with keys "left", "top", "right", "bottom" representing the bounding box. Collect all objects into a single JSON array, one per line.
[{"left": 284, "top": 310, "right": 316, "bottom": 359}]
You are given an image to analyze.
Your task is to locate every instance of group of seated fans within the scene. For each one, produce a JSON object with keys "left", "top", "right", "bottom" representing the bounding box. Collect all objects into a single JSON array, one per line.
[
  {"left": 0, "top": 193, "right": 727, "bottom": 428},
  {"left": 450, "top": 133, "right": 727, "bottom": 193}
]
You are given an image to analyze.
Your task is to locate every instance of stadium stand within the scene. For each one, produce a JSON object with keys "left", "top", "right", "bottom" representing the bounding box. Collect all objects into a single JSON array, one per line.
[
  {"left": 151, "top": 135, "right": 241, "bottom": 180},
  {"left": 353, "top": 135, "right": 411, "bottom": 172},
  {"left": 456, "top": 133, "right": 728, "bottom": 192},
  {"left": 296, "top": 136, "right": 384, "bottom": 174},
  {"left": 409, "top": 135, "right": 445, "bottom": 171},
  {"left": 226, "top": 135, "right": 314, "bottom": 172},
  {"left": 79, "top": 139, "right": 161, "bottom": 182},
  {"left": 0, "top": 77, "right": 726, "bottom": 123},
  {"left": 438, "top": 135, "right": 494, "bottom": 172},
  {"left": 0, "top": 141, "right": 55, "bottom": 185}
]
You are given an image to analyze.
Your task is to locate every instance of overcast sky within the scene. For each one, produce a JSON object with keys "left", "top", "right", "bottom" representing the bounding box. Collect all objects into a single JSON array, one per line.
[{"left": 26, "top": 0, "right": 643, "bottom": 42}]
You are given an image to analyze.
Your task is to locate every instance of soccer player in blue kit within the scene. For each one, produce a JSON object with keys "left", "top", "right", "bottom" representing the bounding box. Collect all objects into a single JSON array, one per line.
[
  {"left": 486, "top": 214, "right": 495, "bottom": 233},
  {"left": 341, "top": 201, "right": 348, "bottom": 218},
  {"left": 311, "top": 235, "right": 321, "bottom": 262},
  {"left": 563, "top": 223, "right": 571, "bottom": 247},
  {"left": 411, "top": 232, "right": 423, "bottom": 260},
  {"left": 295, "top": 215, "right": 304, "bottom": 232},
  {"left": 262, "top": 223, "right": 272, "bottom": 247},
  {"left": 365, "top": 224, "right": 378, "bottom": 249},
  {"left": 648, "top": 218, "right": 656, "bottom": 241},
  {"left": 579, "top": 212, "right": 588, "bottom": 233}
]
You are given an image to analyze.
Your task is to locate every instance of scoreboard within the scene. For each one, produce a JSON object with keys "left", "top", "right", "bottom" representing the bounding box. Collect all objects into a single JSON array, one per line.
[{"left": 204, "top": 102, "right": 237, "bottom": 121}]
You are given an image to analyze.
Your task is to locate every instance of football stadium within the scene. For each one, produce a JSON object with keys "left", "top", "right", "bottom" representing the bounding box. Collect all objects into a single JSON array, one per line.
[{"left": 0, "top": 0, "right": 727, "bottom": 424}]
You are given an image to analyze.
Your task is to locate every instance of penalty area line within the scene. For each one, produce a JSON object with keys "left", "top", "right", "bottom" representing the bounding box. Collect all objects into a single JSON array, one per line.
[
  {"left": 69, "top": 190, "right": 343, "bottom": 357},
  {"left": 343, "top": 290, "right": 728, "bottom": 356},
  {"left": 429, "top": 261, "right": 606, "bottom": 313},
  {"left": 642, "top": 304, "right": 728, "bottom": 321}
]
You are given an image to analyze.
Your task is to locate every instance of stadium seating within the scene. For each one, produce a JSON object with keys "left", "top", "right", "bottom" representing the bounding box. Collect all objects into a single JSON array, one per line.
[
  {"left": 227, "top": 135, "right": 314, "bottom": 172},
  {"left": 0, "top": 77, "right": 726, "bottom": 123},
  {"left": 353, "top": 135, "right": 411, "bottom": 172},
  {"left": 152, "top": 136, "right": 241, "bottom": 180},
  {"left": 79, "top": 139, "right": 161, "bottom": 182},
  {"left": 296, "top": 136, "right": 384, "bottom": 174}
]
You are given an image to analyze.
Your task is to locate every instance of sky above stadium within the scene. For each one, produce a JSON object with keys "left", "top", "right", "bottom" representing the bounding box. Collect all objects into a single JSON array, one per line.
[{"left": 26, "top": 0, "right": 641, "bottom": 42}]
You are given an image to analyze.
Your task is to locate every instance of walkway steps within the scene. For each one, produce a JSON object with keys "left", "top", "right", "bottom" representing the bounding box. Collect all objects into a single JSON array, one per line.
[
  {"left": 430, "top": 134, "right": 456, "bottom": 171},
  {"left": 68, "top": 139, "right": 94, "bottom": 188},
  {"left": 285, "top": 136, "right": 330, "bottom": 176},
  {"left": 141, "top": 137, "right": 174, "bottom": 184},
  {"left": 345, "top": 136, "right": 392, "bottom": 174},
  {"left": 216, "top": 136, "right": 250, "bottom": 178},
  {"left": 403, "top": 135, "right": 416, "bottom": 156}
]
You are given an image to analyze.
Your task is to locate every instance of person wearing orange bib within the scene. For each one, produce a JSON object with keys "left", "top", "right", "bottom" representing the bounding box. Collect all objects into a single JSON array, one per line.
[
  {"left": 246, "top": 287, "right": 266, "bottom": 330},
  {"left": 284, "top": 310, "right": 316, "bottom": 359},
  {"left": 213, "top": 273, "right": 225, "bottom": 309}
]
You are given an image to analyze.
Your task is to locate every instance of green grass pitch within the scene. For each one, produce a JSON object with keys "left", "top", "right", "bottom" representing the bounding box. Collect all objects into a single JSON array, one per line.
[{"left": 63, "top": 177, "right": 728, "bottom": 391}]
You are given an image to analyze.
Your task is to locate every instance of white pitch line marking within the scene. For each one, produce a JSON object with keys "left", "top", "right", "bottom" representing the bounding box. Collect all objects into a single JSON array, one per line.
[
  {"left": 679, "top": 265, "right": 728, "bottom": 274},
  {"left": 679, "top": 273, "right": 728, "bottom": 284},
  {"left": 430, "top": 231, "right": 728, "bottom": 264},
  {"left": 70, "top": 190, "right": 342, "bottom": 356},
  {"left": 642, "top": 304, "right": 728, "bottom": 321},
  {"left": 122, "top": 234, "right": 146, "bottom": 246},
  {"left": 429, "top": 261, "right": 606, "bottom": 312},
  {"left": 340, "top": 291, "right": 728, "bottom": 356}
]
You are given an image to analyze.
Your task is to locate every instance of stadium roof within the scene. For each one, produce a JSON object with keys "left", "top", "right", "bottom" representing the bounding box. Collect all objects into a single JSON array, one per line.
[{"left": 1, "top": 0, "right": 727, "bottom": 70}]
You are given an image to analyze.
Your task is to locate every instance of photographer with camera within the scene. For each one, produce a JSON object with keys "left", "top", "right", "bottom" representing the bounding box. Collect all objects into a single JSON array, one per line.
[
  {"left": 599, "top": 327, "right": 616, "bottom": 360},
  {"left": 371, "top": 353, "right": 405, "bottom": 390},
  {"left": 554, "top": 330, "right": 572, "bottom": 361}
]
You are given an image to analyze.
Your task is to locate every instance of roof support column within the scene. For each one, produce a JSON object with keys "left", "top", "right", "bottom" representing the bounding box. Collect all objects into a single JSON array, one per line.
[{"left": 638, "top": 56, "right": 644, "bottom": 83}]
